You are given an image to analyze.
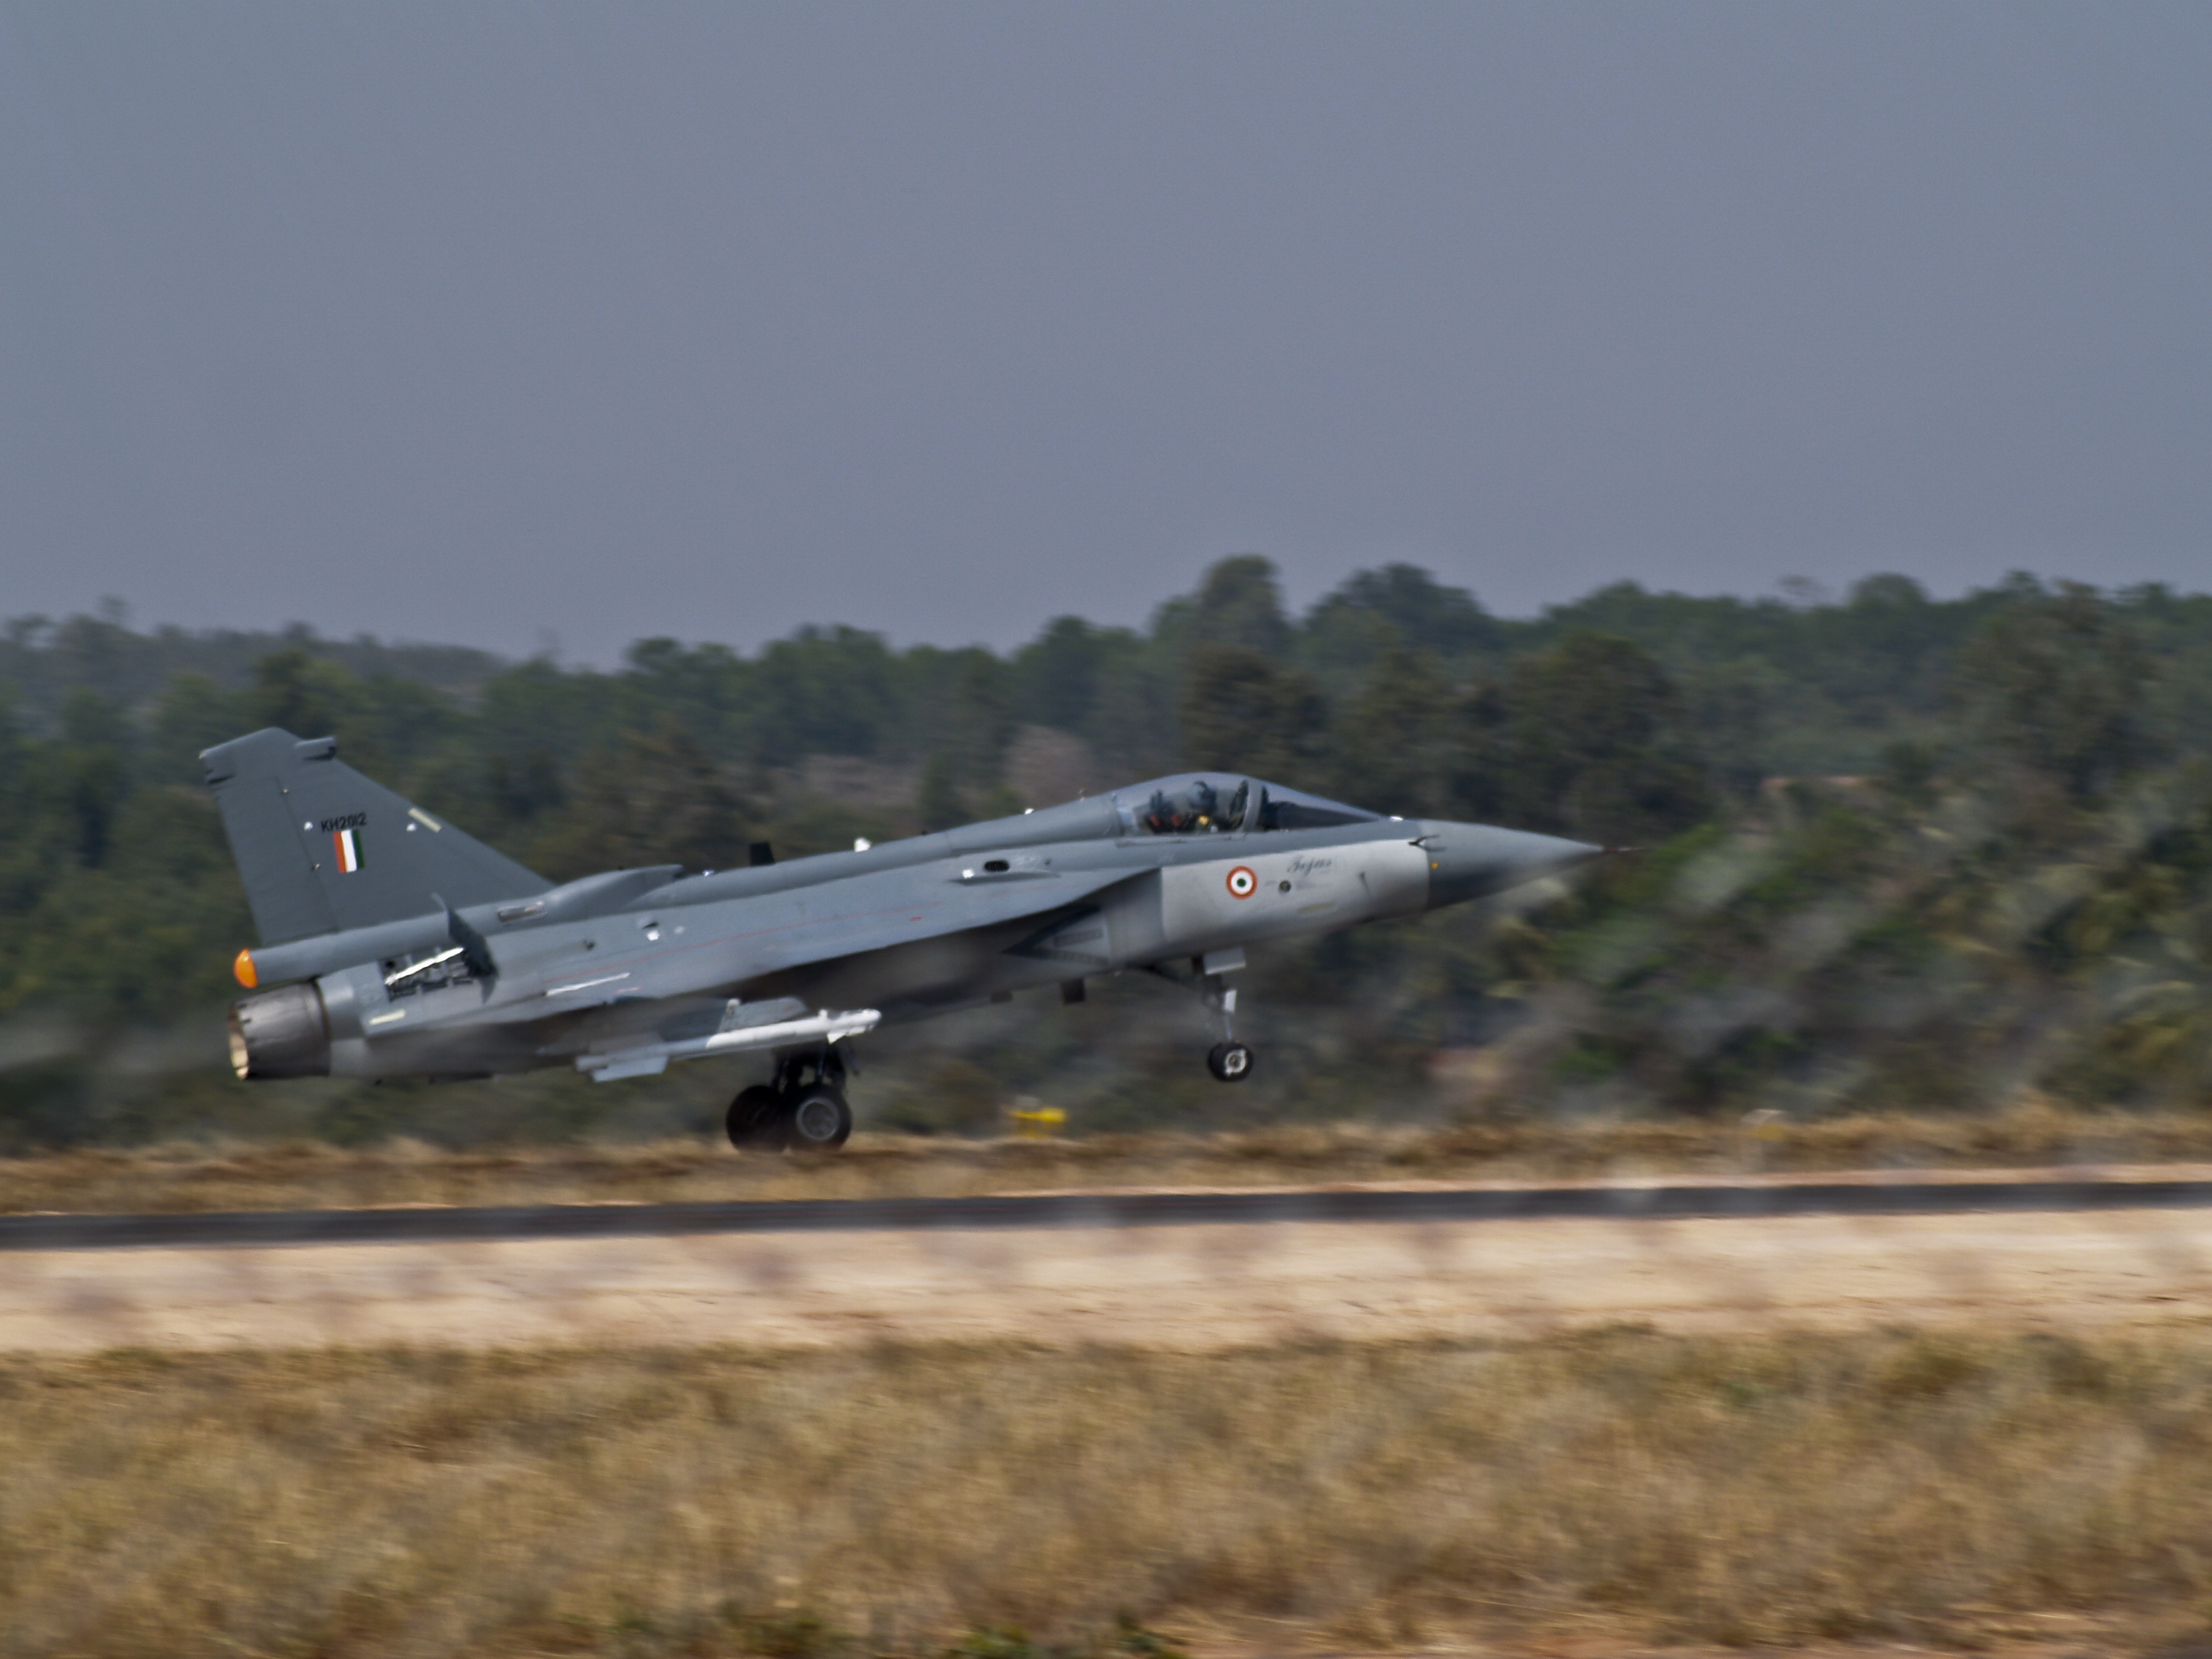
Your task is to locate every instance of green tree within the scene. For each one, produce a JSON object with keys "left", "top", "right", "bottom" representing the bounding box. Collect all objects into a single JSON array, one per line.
[
  {"left": 1183, "top": 555, "right": 1292, "bottom": 657},
  {"left": 527, "top": 719, "right": 756, "bottom": 880},
  {"left": 1495, "top": 632, "right": 1711, "bottom": 845},
  {"left": 915, "top": 750, "right": 968, "bottom": 832},
  {"left": 1179, "top": 643, "right": 1328, "bottom": 782},
  {"left": 1087, "top": 651, "right": 1179, "bottom": 777},
  {"left": 56, "top": 690, "right": 131, "bottom": 867},
  {"left": 1324, "top": 648, "right": 1462, "bottom": 816},
  {"left": 248, "top": 648, "right": 354, "bottom": 740},
  {"left": 1012, "top": 615, "right": 1111, "bottom": 731},
  {"left": 1307, "top": 564, "right": 1498, "bottom": 664},
  {"left": 748, "top": 626, "right": 895, "bottom": 762},
  {"left": 1954, "top": 584, "right": 2162, "bottom": 805},
  {"left": 1679, "top": 657, "right": 1786, "bottom": 800},
  {"left": 144, "top": 673, "right": 244, "bottom": 785},
  {"left": 946, "top": 649, "right": 1012, "bottom": 788}
]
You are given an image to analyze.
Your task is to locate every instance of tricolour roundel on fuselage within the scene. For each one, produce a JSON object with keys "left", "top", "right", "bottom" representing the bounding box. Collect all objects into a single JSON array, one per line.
[{"left": 1161, "top": 840, "right": 1428, "bottom": 954}]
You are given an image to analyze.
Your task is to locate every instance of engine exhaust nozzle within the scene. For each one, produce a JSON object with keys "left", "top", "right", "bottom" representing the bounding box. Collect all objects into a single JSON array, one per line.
[{"left": 228, "top": 983, "right": 331, "bottom": 1080}]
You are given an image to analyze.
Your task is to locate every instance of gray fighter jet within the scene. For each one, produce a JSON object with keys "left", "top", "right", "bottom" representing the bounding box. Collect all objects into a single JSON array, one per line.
[{"left": 207, "top": 728, "right": 1599, "bottom": 1149}]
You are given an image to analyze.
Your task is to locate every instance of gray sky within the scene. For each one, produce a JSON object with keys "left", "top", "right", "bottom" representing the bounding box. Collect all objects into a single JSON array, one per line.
[{"left": 4, "top": 5, "right": 2208, "bottom": 663}]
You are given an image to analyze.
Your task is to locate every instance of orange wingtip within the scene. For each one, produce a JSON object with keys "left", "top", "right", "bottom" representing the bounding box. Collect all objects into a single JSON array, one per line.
[{"left": 233, "top": 948, "right": 258, "bottom": 989}]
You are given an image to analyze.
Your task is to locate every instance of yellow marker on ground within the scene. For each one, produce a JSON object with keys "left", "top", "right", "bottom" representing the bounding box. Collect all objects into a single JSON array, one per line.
[{"left": 1008, "top": 1104, "right": 1066, "bottom": 1138}]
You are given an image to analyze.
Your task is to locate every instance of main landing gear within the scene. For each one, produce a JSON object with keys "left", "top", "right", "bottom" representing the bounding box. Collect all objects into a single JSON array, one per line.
[{"left": 726, "top": 1046, "right": 854, "bottom": 1152}]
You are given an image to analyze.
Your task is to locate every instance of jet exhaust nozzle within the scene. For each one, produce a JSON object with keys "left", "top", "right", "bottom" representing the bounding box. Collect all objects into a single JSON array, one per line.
[{"left": 228, "top": 983, "right": 332, "bottom": 1080}]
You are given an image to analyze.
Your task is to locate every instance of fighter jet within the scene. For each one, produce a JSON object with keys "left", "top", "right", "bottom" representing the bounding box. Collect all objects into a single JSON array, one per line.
[{"left": 207, "top": 728, "right": 1600, "bottom": 1150}]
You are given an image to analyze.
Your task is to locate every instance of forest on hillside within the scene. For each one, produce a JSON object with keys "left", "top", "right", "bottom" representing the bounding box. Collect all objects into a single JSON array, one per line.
[{"left": 4, "top": 558, "right": 2211, "bottom": 1147}]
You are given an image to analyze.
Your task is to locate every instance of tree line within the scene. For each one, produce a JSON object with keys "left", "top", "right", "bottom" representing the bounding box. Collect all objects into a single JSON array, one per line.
[{"left": 1, "top": 557, "right": 2207, "bottom": 1142}]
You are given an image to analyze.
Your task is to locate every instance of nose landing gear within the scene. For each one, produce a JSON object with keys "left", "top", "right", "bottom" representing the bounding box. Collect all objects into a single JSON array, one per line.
[
  {"left": 725, "top": 1046, "right": 855, "bottom": 1151},
  {"left": 1201, "top": 974, "right": 1254, "bottom": 1084},
  {"left": 1143, "top": 960, "right": 1261, "bottom": 1084}
]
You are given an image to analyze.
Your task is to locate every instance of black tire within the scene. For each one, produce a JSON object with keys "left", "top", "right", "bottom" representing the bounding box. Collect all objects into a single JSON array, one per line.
[
  {"left": 725, "top": 1084, "right": 785, "bottom": 1151},
  {"left": 1206, "top": 1041, "right": 1255, "bottom": 1083},
  {"left": 785, "top": 1085, "right": 853, "bottom": 1151}
]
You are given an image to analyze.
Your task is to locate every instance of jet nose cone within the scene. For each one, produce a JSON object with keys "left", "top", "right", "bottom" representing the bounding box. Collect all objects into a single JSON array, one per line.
[{"left": 1417, "top": 821, "right": 1606, "bottom": 909}]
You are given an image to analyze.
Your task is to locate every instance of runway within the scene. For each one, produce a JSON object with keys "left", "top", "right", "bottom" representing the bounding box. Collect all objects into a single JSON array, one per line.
[
  {"left": 7, "top": 1172, "right": 2212, "bottom": 1252},
  {"left": 5, "top": 1172, "right": 2212, "bottom": 1353}
]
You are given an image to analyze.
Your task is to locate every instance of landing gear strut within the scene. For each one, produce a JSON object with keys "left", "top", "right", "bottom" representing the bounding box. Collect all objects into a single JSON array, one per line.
[
  {"left": 725, "top": 1045, "right": 855, "bottom": 1151},
  {"left": 1143, "top": 960, "right": 1261, "bottom": 1084}
]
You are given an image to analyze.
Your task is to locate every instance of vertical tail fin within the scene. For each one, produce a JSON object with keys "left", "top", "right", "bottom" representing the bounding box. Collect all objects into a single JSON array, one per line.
[{"left": 201, "top": 729, "right": 551, "bottom": 945}]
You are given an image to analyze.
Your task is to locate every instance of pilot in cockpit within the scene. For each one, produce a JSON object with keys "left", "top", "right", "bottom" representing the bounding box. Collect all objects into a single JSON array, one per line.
[
  {"left": 1141, "top": 778, "right": 1248, "bottom": 834},
  {"left": 1120, "top": 775, "right": 1382, "bottom": 838}
]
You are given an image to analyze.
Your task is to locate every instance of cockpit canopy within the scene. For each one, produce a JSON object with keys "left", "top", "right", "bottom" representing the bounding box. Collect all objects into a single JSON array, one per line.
[{"left": 1111, "top": 774, "right": 1383, "bottom": 837}]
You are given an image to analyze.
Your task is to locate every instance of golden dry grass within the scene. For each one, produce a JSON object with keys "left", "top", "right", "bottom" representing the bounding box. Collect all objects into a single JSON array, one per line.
[
  {"left": 6, "top": 1330, "right": 2212, "bottom": 1657},
  {"left": 12, "top": 1103, "right": 2212, "bottom": 1215}
]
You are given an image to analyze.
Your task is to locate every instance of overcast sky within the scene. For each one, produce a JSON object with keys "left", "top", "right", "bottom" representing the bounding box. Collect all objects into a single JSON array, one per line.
[{"left": 3, "top": 5, "right": 2207, "bottom": 663}]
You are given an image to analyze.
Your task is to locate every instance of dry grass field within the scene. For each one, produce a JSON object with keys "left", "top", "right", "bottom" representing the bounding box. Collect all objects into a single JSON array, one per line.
[
  {"left": 12, "top": 1103, "right": 2212, "bottom": 1214},
  {"left": 14, "top": 1116, "right": 2212, "bottom": 1656},
  {"left": 7, "top": 1330, "right": 2212, "bottom": 1658}
]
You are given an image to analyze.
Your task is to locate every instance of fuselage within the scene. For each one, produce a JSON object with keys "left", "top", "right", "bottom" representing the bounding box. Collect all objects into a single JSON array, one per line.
[{"left": 229, "top": 775, "right": 1599, "bottom": 1084}]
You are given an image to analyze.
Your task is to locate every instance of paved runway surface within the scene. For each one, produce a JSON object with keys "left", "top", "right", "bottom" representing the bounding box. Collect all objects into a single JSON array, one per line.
[
  {"left": 7, "top": 1176, "right": 2212, "bottom": 1252},
  {"left": 8, "top": 1174, "right": 2212, "bottom": 1351}
]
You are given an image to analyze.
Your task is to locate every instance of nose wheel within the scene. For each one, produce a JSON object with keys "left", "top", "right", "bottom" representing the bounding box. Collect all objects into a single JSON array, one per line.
[{"left": 1207, "top": 1040, "right": 1254, "bottom": 1082}]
